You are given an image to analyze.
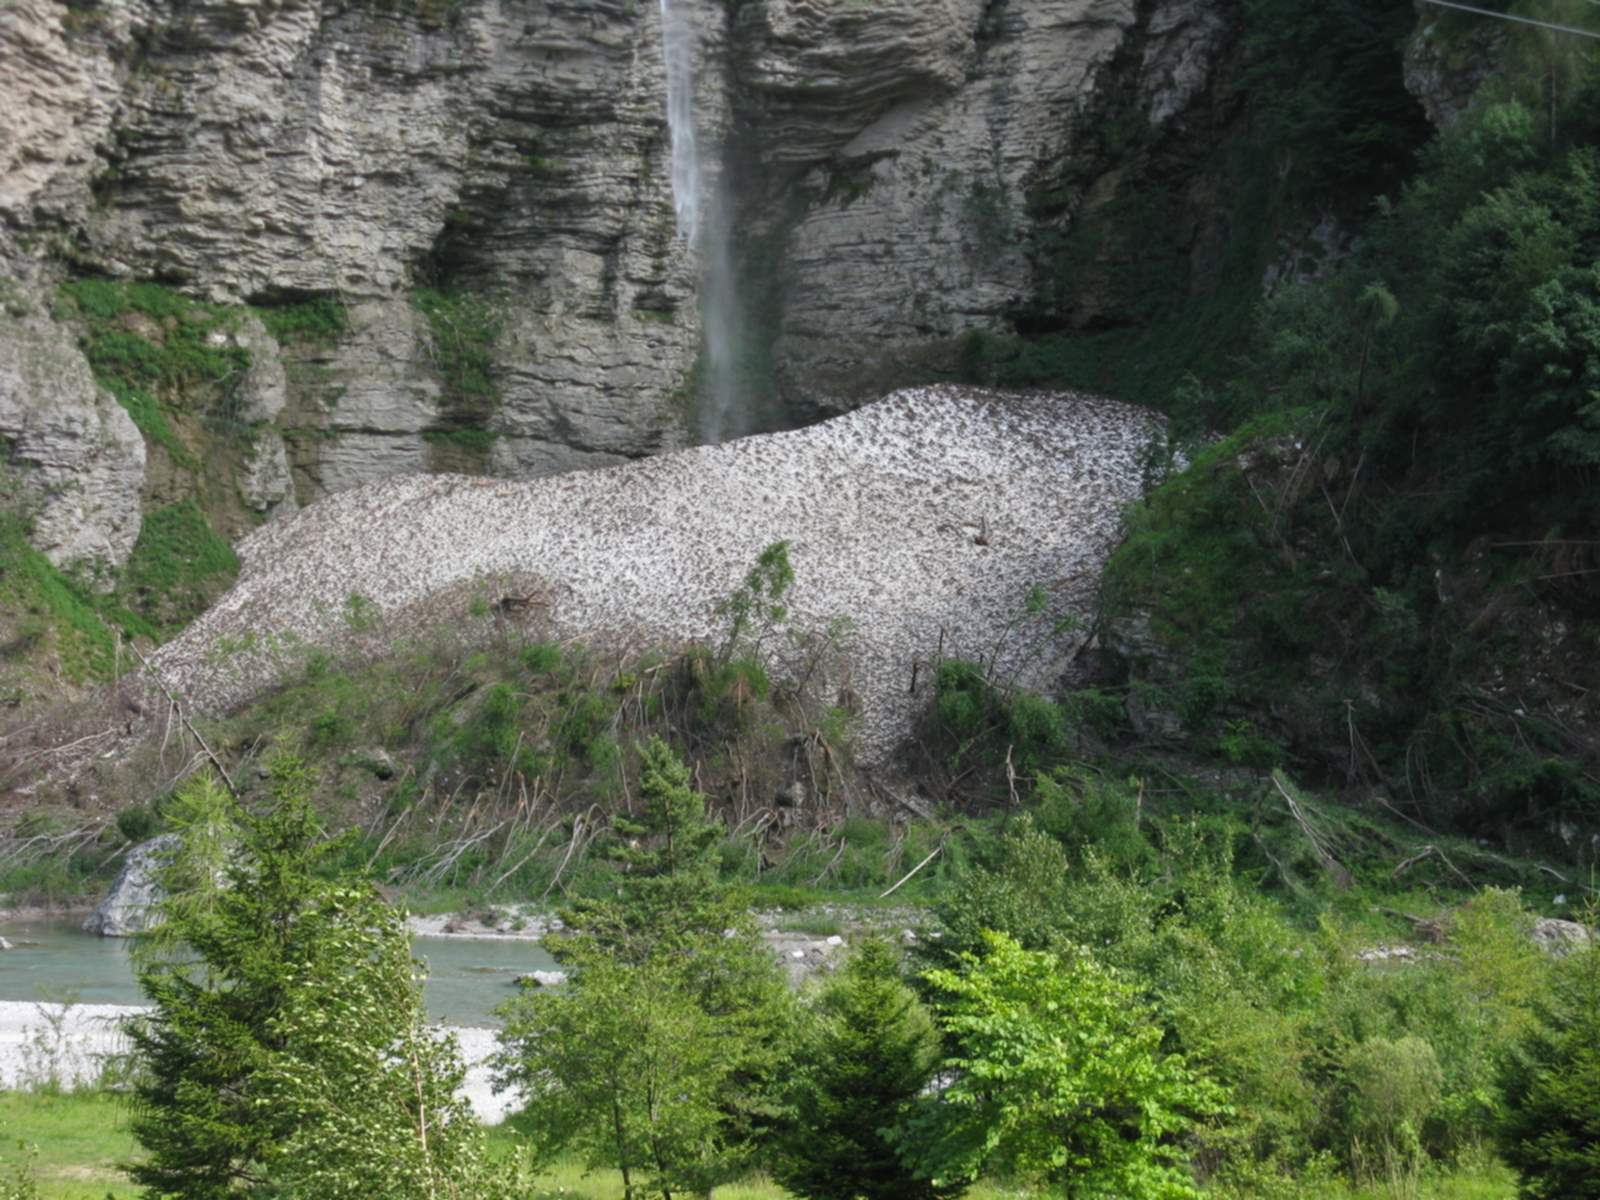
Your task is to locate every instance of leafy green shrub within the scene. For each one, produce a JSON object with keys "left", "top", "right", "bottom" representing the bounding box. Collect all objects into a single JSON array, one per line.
[
  {"left": 115, "top": 804, "right": 160, "bottom": 845},
  {"left": 930, "top": 659, "right": 1068, "bottom": 775},
  {"left": 1342, "top": 1036, "right": 1444, "bottom": 1187},
  {"left": 1032, "top": 768, "right": 1152, "bottom": 873},
  {"left": 893, "top": 930, "right": 1224, "bottom": 1198}
]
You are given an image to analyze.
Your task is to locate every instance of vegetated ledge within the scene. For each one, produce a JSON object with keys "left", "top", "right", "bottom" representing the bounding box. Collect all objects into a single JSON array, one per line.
[{"left": 139, "top": 385, "right": 1162, "bottom": 765}]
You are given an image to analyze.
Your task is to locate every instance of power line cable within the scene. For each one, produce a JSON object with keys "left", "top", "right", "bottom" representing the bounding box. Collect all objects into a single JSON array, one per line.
[{"left": 1418, "top": 0, "right": 1600, "bottom": 38}]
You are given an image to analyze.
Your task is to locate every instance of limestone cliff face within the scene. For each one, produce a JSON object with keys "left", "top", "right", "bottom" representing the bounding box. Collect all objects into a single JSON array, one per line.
[
  {"left": 725, "top": 0, "right": 1233, "bottom": 415},
  {"left": 0, "top": 0, "right": 1233, "bottom": 567}
]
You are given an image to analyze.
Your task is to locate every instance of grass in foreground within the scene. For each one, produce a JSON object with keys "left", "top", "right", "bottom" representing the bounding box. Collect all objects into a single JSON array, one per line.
[
  {"left": 0, "top": 1091, "right": 138, "bottom": 1199},
  {"left": 0, "top": 1089, "right": 1518, "bottom": 1200}
]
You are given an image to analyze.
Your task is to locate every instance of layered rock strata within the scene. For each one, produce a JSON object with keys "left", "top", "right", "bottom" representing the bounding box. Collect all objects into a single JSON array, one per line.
[{"left": 3, "top": 0, "right": 1229, "bottom": 513}]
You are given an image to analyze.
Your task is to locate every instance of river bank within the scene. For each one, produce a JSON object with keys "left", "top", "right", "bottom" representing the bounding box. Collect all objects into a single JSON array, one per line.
[{"left": 0, "top": 1001, "right": 519, "bottom": 1123}]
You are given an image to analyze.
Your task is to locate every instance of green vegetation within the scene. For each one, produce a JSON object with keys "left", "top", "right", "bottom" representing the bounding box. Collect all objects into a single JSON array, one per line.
[
  {"left": 411, "top": 287, "right": 503, "bottom": 408},
  {"left": 249, "top": 296, "right": 349, "bottom": 345},
  {"left": 54, "top": 279, "right": 253, "bottom": 462},
  {"left": 775, "top": 940, "right": 947, "bottom": 1200},
  {"left": 0, "top": 1092, "right": 137, "bottom": 1199},
  {"left": 126, "top": 764, "right": 506, "bottom": 1199},
  {"left": 118, "top": 501, "right": 239, "bottom": 637},
  {"left": 0, "top": 462, "right": 236, "bottom": 686},
  {"left": 896, "top": 931, "right": 1223, "bottom": 1199},
  {"left": 1497, "top": 921, "right": 1600, "bottom": 1198},
  {"left": 0, "top": 509, "right": 141, "bottom": 682},
  {"left": 410, "top": 287, "right": 505, "bottom": 453},
  {"left": 1091, "top": 91, "right": 1600, "bottom": 844},
  {"left": 425, "top": 427, "right": 501, "bottom": 453},
  {"left": 497, "top": 738, "right": 793, "bottom": 1198}
]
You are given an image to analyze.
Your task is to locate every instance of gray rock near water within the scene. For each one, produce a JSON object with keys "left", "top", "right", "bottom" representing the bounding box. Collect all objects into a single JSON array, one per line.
[
  {"left": 83, "top": 834, "right": 180, "bottom": 938},
  {"left": 515, "top": 970, "right": 569, "bottom": 988}
]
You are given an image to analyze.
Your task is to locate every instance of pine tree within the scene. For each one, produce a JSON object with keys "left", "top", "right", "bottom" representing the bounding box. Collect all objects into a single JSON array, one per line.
[
  {"left": 1498, "top": 932, "right": 1600, "bottom": 1199},
  {"left": 776, "top": 940, "right": 954, "bottom": 1200},
  {"left": 125, "top": 762, "right": 503, "bottom": 1199},
  {"left": 558, "top": 734, "right": 738, "bottom": 960}
]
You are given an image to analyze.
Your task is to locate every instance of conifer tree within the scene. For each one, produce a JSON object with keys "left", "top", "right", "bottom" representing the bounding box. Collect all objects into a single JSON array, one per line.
[
  {"left": 1498, "top": 932, "right": 1600, "bottom": 1199},
  {"left": 775, "top": 940, "right": 954, "bottom": 1200},
  {"left": 500, "top": 736, "right": 793, "bottom": 1195},
  {"left": 125, "top": 762, "right": 502, "bottom": 1200}
]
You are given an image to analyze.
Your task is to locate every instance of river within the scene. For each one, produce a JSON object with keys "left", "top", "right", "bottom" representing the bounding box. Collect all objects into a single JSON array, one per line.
[{"left": 0, "top": 917, "right": 558, "bottom": 1027}]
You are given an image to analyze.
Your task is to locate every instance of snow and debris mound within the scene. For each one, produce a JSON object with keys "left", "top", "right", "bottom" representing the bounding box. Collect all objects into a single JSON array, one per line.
[{"left": 151, "top": 386, "right": 1160, "bottom": 762}]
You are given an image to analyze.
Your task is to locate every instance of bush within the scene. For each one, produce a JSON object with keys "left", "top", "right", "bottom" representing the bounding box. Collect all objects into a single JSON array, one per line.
[{"left": 893, "top": 931, "right": 1225, "bottom": 1198}]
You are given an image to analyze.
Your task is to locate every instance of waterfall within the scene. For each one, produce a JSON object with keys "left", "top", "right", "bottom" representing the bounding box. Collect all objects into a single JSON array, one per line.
[
  {"left": 659, "top": 0, "right": 700, "bottom": 248},
  {"left": 658, "top": 0, "right": 745, "bottom": 444}
]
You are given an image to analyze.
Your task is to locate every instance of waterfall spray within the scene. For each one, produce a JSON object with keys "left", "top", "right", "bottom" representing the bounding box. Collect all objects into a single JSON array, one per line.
[{"left": 658, "top": 0, "right": 745, "bottom": 444}]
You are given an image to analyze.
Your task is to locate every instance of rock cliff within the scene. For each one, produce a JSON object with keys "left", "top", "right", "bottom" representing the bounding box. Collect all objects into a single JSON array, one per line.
[{"left": 1, "top": 0, "right": 1230, "bottom": 476}]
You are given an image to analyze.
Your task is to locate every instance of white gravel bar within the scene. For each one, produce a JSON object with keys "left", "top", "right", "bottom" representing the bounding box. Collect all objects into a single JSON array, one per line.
[
  {"left": 0, "top": 1001, "right": 519, "bottom": 1123},
  {"left": 151, "top": 385, "right": 1159, "bottom": 761}
]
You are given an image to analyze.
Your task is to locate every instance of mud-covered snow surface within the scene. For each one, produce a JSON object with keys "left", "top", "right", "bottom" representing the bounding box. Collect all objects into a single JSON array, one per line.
[{"left": 153, "top": 386, "right": 1160, "bottom": 761}]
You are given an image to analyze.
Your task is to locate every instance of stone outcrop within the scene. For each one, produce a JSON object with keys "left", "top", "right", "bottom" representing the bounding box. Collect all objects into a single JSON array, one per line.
[
  {"left": 1403, "top": 11, "right": 1507, "bottom": 127},
  {"left": 149, "top": 386, "right": 1161, "bottom": 762},
  {"left": 0, "top": 310, "right": 146, "bottom": 573},
  {"left": 1531, "top": 916, "right": 1592, "bottom": 957},
  {"left": 82, "top": 833, "right": 179, "bottom": 936},
  {"left": 1, "top": 0, "right": 1232, "bottom": 520},
  {"left": 726, "top": 0, "right": 1236, "bottom": 415}
]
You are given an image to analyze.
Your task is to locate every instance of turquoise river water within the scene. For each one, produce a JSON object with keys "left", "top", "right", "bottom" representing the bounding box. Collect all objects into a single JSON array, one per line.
[{"left": 0, "top": 917, "right": 558, "bottom": 1027}]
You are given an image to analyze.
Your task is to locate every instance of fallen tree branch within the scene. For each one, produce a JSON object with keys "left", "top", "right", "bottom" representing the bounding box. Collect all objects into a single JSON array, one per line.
[
  {"left": 128, "top": 645, "right": 238, "bottom": 799},
  {"left": 880, "top": 836, "right": 946, "bottom": 899}
]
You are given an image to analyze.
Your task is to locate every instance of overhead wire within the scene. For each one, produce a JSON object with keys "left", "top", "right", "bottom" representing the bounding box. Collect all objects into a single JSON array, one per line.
[{"left": 1417, "top": 0, "right": 1600, "bottom": 38}]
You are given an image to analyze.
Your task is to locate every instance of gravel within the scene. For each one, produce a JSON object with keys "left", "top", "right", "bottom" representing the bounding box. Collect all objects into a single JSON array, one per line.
[
  {"left": 0, "top": 1000, "right": 519, "bottom": 1123},
  {"left": 151, "top": 385, "right": 1159, "bottom": 762}
]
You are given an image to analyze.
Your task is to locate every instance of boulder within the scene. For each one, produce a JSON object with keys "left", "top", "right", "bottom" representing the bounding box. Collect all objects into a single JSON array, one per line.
[
  {"left": 515, "top": 970, "right": 569, "bottom": 988},
  {"left": 83, "top": 834, "right": 179, "bottom": 937},
  {"left": 1532, "top": 916, "right": 1593, "bottom": 957}
]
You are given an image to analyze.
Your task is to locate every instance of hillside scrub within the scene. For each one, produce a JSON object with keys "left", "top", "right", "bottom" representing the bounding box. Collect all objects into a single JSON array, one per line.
[{"left": 1086, "top": 90, "right": 1600, "bottom": 849}]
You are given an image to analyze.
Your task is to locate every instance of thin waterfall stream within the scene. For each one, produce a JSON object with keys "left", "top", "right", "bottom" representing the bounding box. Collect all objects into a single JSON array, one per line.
[{"left": 659, "top": 0, "right": 745, "bottom": 444}]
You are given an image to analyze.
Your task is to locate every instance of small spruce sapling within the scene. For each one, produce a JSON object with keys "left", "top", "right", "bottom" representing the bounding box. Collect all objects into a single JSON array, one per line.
[{"left": 775, "top": 940, "right": 955, "bottom": 1200}]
